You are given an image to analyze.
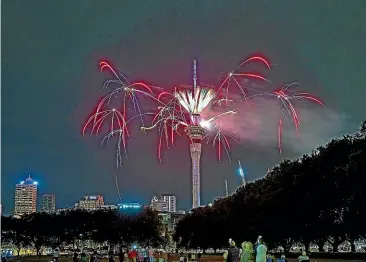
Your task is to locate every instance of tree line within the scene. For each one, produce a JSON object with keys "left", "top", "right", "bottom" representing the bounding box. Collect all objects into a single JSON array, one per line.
[
  {"left": 1, "top": 208, "right": 164, "bottom": 256},
  {"left": 173, "top": 121, "right": 366, "bottom": 253}
]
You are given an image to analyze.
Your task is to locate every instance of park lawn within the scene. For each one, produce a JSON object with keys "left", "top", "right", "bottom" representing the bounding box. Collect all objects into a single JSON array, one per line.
[{"left": 9, "top": 255, "right": 226, "bottom": 262}]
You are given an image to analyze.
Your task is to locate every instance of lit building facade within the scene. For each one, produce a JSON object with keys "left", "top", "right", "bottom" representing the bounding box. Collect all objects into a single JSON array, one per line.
[
  {"left": 158, "top": 210, "right": 186, "bottom": 231},
  {"left": 41, "top": 193, "right": 56, "bottom": 213},
  {"left": 77, "top": 195, "right": 104, "bottom": 211},
  {"left": 151, "top": 194, "right": 176, "bottom": 212},
  {"left": 117, "top": 202, "right": 142, "bottom": 215},
  {"left": 14, "top": 175, "right": 38, "bottom": 216}
]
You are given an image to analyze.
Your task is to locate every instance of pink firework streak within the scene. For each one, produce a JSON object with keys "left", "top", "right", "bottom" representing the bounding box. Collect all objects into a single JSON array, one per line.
[
  {"left": 83, "top": 61, "right": 157, "bottom": 167},
  {"left": 271, "top": 82, "right": 324, "bottom": 153}
]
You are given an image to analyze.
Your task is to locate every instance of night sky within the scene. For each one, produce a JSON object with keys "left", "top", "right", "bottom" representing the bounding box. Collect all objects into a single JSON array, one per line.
[{"left": 2, "top": 1, "right": 365, "bottom": 215}]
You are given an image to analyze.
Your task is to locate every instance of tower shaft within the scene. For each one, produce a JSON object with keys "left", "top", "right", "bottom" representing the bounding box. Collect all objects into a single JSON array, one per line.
[
  {"left": 190, "top": 142, "right": 202, "bottom": 209},
  {"left": 186, "top": 125, "right": 205, "bottom": 209},
  {"left": 225, "top": 180, "right": 229, "bottom": 197}
]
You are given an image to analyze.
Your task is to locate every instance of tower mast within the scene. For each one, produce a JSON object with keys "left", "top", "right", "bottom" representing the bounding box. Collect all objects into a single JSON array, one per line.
[
  {"left": 238, "top": 160, "right": 246, "bottom": 187},
  {"left": 187, "top": 58, "right": 204, "bottom": 209},
  {"left": 225, "top": 180, "right": 229, "bottom": 197},
  {"left": 193, "top": 59, "right": 197, "bottom": 89}
]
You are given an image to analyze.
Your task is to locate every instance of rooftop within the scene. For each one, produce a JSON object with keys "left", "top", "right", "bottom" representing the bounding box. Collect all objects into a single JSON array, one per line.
[{"left": 19, "top": 175, "right": 38, "bottom": 186}]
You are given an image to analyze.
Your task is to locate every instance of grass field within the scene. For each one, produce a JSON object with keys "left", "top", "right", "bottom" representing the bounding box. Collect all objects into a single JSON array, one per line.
[{"left": 7, "top": 255, "right": 366, "bottom": 262}]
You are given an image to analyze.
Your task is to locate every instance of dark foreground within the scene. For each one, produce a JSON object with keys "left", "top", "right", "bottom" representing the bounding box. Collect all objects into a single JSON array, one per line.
[{"left": 6, "top": 254, "right": 366, "bottom": 262}]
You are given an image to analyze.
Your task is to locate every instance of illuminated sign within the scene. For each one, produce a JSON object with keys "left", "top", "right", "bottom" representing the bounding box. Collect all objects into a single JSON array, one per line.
[
  {"left": 118, "top": 203, "right": 141, "bottom": 209},
  {"left": 89, "top": 196, "right": 97, "bottom": 200}
]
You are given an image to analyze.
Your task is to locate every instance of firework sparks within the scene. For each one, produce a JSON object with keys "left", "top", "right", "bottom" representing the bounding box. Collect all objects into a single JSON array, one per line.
[
  {"left": 82, "top": 61, "right": 156, "bottom": 167},
  {"left": 218, "top": 56, "right": 271, "bottom": 102},
  {"left": 82, "top": 56, "right": 324, "bottom": 163},
  {"left": 271, "top": 82, "right": 324, "bottom": 152},
  {"left": 82, "top": 55, "right": 324, "bottom": 209},
  {"left": 142, "top": 85, "right": 238, "bottom": 162}
]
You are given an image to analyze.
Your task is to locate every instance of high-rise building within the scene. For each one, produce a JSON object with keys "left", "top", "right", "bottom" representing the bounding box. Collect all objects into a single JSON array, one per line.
[
  {"left": 77, "top": 195, "right": 104, "bottom": 211},
  {"left": 41, "top": 193, "right": 56, "bottom": 213},
  {"left": 14, "top": 175, "right": 38, "bottom": 216},
  {"left": 150, "top": 194, "right": 176, "bottom": 212}
]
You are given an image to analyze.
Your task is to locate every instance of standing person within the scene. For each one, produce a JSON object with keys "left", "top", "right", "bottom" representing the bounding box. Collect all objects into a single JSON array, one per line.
[
  {"left": 129, "top": 248, "right": 137, "bottom": 262},
  {"left": 266, "top": 254, "right": 272, "bottom": 262},
  {"left": 148, "top": 248, "right": 154, "bottom": 262},
  {"left": 52, "top": 248, "right": 60, "bottom": 262},
  {"left": 118, "top": 249, "right": 125, "bottom": 262},
  {"left": 253, "top": 236, "right": 262, "bottom": 258},
  {"left": 224, "top": 239, "right": 240, "bottom": 262},
  {"left": 240, "top": 242, "right": 254, "bottom": 262},
  {"left": 255, "top": 237, "right": 267, "bottom": 262},
  {"left": 277, "top": 255, "right": 286, "bottom": 262},
  {"left": 108, "top": 251, "right": 116, "bottom": 262},
  {"left": 138, "top": 250, "right": 144, "bottom": 262},
  {"left": 73, "top": 251, "right": 79, "bottom": 262},
  {"left": 124, "top": 249, "right": 129, "bottom": 262},
  {"left": 90, "top": 250, "right": 99, "bottom": 262},
  {"left": 158, "top": 252, "right": 164, "bottom": 262},
  {"left": 297, "top": 251, "right": 309, "bottom": 262},
  {"left": 80, "top": 251, "right": 87, "bottom": 262}
]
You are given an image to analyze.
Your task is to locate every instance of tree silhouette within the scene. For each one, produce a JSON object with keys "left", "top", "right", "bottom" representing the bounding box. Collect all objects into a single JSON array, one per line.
[
  {"left": 1, "top": 207, "right": 164, "bottom": 253},
  {"left": 174, "top": 120, "right": 366, "bottom": 252}
]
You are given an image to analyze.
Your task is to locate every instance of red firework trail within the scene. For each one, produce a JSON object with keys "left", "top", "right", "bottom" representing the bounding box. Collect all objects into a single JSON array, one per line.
[{"left": 272, "top": 82, "right": 324, "bottom": 153}]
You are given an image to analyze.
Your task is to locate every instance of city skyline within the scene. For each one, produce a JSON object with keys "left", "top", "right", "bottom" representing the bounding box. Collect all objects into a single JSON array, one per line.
[
  {"left": 3, "top": 1, "right": 365, "bottom": 215},
  {"left": 4, "top": 175, "right": 183, "bottom": 216}
]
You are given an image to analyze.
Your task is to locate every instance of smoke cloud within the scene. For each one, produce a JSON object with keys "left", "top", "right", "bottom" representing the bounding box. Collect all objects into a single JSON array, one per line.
[{"left": 202, "top": 95, "right": 345, "bottom": 155}]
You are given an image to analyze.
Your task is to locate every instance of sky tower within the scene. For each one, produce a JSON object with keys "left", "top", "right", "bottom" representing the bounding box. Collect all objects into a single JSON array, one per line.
[{"left": 185, "top": 59, "right": 204, "bottom": 209}]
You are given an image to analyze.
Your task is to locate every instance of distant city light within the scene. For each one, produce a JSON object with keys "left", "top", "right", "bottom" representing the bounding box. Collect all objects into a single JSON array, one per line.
[
  {"left": 89, "top": 196, "right": 97, "bottom": 200},
  {"left": 20, "top": 181, "right": 25, "bottom": 184},
  {"left": 118, "top": 203, "right": 141, "bottom": 209},
  {"left": 33, "top": 181, "right": 38, "bottom": 185}
]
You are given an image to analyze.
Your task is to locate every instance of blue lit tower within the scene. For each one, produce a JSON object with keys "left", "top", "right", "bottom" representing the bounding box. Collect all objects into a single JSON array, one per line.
[
  {"left": 238, "top": 160, "right": 246, "bottom": 187},
  {"left": 185, "top": 59, "right": 205, "bottom": 209}
]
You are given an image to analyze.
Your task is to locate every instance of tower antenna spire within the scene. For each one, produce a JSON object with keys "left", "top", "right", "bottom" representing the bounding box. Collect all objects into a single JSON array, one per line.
[
  {"left": 225, "top": 180, "right": 229, "bottom": 197},
  {"left": 238, "top": 160, "right": 246, "bottom": 187},
  {"left": 193, "top": 59, "right": 197, "bottom": 89}
]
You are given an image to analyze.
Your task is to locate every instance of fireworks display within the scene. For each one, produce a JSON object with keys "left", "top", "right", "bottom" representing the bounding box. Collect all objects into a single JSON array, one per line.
[
  {"left": 83, "top": 55, "right": 324, "bottom": 163},
  {"left": 82, "top": 55, "right": 324, "bottom": 207}
]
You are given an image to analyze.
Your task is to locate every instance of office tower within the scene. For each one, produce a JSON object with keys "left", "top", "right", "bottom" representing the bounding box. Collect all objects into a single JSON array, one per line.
[
  {"left": 14, "top": 175, "right": 38, "bottom": 216},
  {"left": 41, "top": 193, "right": 56, "bottom": 213},
  {"left": 150, "top": 194, "right": 176, "bottom": 212},
  {"left": 77, "top": 195, "right": 104, "bottom": 211}
]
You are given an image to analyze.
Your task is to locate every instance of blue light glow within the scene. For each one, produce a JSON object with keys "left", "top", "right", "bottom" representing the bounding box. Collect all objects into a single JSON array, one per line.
[{"left": 118, "top": 203, "right": 141, "bottom": 209}]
